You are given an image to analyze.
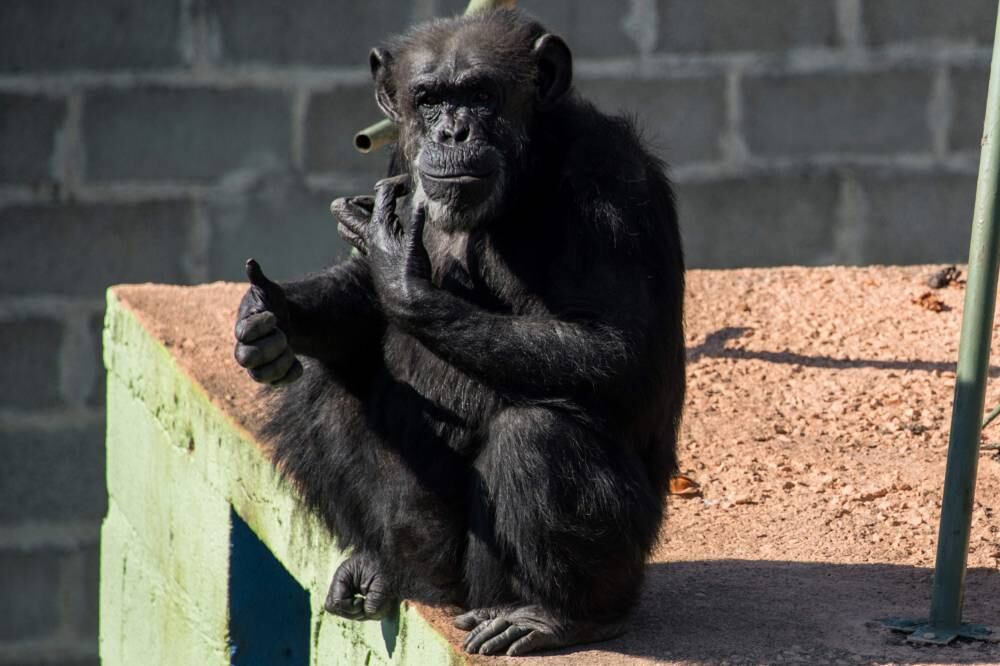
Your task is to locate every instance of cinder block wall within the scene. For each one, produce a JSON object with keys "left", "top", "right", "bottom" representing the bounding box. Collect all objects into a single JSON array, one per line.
[{"left": 0, "top": 1, "right": 994, "bottom": 663}]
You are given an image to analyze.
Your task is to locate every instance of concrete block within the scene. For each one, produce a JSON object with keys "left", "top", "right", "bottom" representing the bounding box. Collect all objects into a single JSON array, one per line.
[
  {"left": 105, "top": 376, "right": 232, "bottom": 628},
  {"left": 0, "top": 0, "right": 181, "bottom": 72},
  {"left": 575, "top": 75, "right": 726, "bottom": 164},
  {"left": 0, "top": 93, "right": 66, "bottom": 186},
  {"left": 0, "top": 422, "right": 106, "bottom": 523},
  {"left": 215, "top": 0, "right": 411, "bottom": 66},
  {"left": 863, "top": 0, "right": 998, "bottom": 46},
  {"left": 0, "top": 317, "right": 63, "bottom": 409},
  {"left": 83, "top": 87, "right": 291, "bottom": 183},
  {"left": 207, "top": 171, "right": 352, "bottom": 283},
  {"left": 743, "top": 68, "right": 933, "bottom": 157},
  {"left": 0, "top": 201, "right": 195, "bottom": 298},
  {"left": 656, "top": 0, "right": 838, "bottom": 53},
  {"left": 304, "top": 85, "right": 392, "bottom": 178},
  {"left": 951, "top": 65, "right": 989, "bottom": 153},
  {"left": 860, "top": 171, "right": 976, "bottom": 264},
  {"left": 99, "top": 504, "right": 229, "bottom": 666},
  {"left": 677, "top": 172, "right": 840, "bottom": 268},
  {"left": 437, "top": 0, "right": 639, "bottom": 57},
  {"left": 311, "top": 602, "right": 460, "bottom": 666},
  {"left": 0, "top": 548, "right": 63, "bottom": 641}
]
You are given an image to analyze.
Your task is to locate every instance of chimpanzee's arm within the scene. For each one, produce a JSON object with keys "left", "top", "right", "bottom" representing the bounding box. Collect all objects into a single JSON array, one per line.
[
  {"left": 403, "top": 291, "right": 632, "bottom": 400},
  {"left": 280, "top": 256, "right": 384, "bottom": 364},
  {"left": 352, "top": 191, "right": 637, "bottom": 399},
  {"left": 234, "top": 256, "right": 383, "bottom": 384}
]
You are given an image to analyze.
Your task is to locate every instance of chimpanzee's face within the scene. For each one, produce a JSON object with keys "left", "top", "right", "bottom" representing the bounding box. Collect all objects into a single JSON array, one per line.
[
  {"left": 370, "top": 16, "right": 571, "bottom": 232},
  {"left": 399, "top": 46, "right": 535, "bottom": 231}
]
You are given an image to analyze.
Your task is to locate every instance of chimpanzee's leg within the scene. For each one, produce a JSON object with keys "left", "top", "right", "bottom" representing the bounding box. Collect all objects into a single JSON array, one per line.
[
  {"left": 458, "top": 406, "right": 663, "bottom": 656},
  {"left": 266, "top": 364, "right": 469, "bottom": 621}
]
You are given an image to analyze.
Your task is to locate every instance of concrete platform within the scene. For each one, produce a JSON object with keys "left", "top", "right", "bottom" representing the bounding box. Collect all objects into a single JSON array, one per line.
[{"left": 102, "top": 267, "right": 1000, "bottom": 665}]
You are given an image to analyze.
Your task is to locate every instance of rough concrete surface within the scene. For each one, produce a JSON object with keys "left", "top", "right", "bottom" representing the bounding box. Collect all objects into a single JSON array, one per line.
[{"left": 114, "top": 265, "right": 1000, "bottom": 665}]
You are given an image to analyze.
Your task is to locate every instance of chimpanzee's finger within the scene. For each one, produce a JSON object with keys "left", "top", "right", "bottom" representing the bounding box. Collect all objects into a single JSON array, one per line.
[
  {"left": 506, "top": 630, "right": 559, "bottom": 657},
  {"left": 454, "top": 608, "right": 494, "bottom": 630},
  {"left": 372, "top": 175, "right": 410, "bottom": 233},
  {"left": 324, "top": 577, "right": 365, "bottom": 620},
  {"left": 374, "top": 174, "right": 411, "bottom": 199},
  {"left": 372, "top": 181, "right": 398, "bottom": 227},
  {"left": 330, "top": 197, "right": 373, "bottom": 234},
  {"left": 234, "top": 329, "right": 287, "bottom": 368},
  {"left": 235, "top": 311, "right": 278, "bottom": 342},
  {"left": 337, "top": 222, "right": 368, "bottom": 255},
  {"left": 402, "top": 204, "right": 431, "bottom": 280},
  {"left": 271, "top": 357, "right": 303, "bottom": 386},
  {"left": 479, "top": 625, "right": 533, "bottom": 656},
  {"left": 464, "top": 618, "right": 512, "bottom": 654},
  {"left": 362, "top": 575, "right": 392, "bottom": 620},
  {"left": 248, "top": 348, "right": 296, "bottom": 384},
  {"left": 348, "top": 195, "right": 375, "bottom": 214}
]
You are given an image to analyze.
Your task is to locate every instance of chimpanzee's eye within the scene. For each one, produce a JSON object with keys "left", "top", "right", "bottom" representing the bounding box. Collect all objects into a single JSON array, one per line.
[
  {"left": 417, "top": 92, "right": 440, "bottom": 108},
  {"left": 474, "top": 90, "right": 493, "bottom": 105}
]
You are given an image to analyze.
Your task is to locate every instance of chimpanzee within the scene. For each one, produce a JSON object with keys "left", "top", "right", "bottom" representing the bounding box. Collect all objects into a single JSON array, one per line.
[{"left": 233, "top": 9, "right": 684, "bottom": 657}]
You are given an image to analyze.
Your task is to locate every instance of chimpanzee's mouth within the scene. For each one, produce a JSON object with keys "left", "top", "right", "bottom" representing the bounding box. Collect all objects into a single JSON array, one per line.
[
  {"left": 420, "top": 171, "right": 494, "bottom": 184},
  {"left": 418, "top": 167, "right": 497, "bottom": 205},
  {"left": 417, "top": 145, "right": 501, "bottom": 185}
]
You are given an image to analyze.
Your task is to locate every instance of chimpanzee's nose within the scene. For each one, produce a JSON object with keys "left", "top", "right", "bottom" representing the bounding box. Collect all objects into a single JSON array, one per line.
[
  {"left": 451, "top": 120, "right": 470, "bottom": 143},
  {"left": 438, "top": 117, "right": 471, "bottom": 144}
]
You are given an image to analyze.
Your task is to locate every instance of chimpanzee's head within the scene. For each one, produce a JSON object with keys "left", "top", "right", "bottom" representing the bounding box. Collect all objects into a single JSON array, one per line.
[{"left": 369, "top": 10, "right": 572, "bottom": 232}]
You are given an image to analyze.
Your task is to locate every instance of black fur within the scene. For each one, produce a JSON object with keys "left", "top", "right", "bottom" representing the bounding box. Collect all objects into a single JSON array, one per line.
[{"left": 235, "top": 9, "right": 684, "bottom": 656}]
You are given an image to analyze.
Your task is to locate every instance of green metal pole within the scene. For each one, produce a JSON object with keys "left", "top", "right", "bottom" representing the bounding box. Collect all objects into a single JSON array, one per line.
[{"left": 926, "top": 3, "right": 1000, "bottom": 637}]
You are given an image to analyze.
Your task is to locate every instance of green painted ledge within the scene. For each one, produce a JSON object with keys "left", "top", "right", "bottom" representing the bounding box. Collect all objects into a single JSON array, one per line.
[{"left": 100, "top": 285, "right": 464, "bottom": 666}]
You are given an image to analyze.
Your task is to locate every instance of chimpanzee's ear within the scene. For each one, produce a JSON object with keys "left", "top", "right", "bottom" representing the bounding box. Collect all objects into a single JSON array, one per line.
[
  {"left": 370, "top": 48, "right": 402, "bottom": 123},
  {"left": 532, "top": 34, "right": 572, "bottom": 107}
]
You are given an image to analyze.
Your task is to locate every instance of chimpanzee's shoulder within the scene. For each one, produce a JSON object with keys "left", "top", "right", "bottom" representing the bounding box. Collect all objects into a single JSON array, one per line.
[{"left": 544, "top": 94, "right": 669, "bottom": 203}]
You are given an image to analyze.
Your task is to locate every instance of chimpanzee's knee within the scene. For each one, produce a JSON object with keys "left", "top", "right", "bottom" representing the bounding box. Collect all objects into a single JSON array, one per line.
[{"left": 465, "top": 406, "right": 661, "bottom": 619}]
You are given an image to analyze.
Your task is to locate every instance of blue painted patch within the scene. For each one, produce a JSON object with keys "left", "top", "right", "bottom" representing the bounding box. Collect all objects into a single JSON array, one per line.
[
  {"left": 228, "top": 509, "right": 310, "bottom": 666},
  {"left": 381, "top": 608, "right": 400, "bottom": 657}
]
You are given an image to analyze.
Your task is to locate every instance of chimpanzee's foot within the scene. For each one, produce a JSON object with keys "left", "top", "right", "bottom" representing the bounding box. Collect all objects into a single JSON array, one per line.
[
  {"left": 454, "top": 604, "right": 625, "bottom": 656},
  {"left": 324, "top": 552, "right": 395, "bottom": 621}
]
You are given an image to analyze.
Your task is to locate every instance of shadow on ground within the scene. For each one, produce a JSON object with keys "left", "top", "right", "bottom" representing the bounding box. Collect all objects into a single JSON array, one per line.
[
  {"left": 557, "top": 560, "right": 1000, "bottom": 665},
  {"left": 688, "top": 327, "right": 1000, "bottom": 377}
]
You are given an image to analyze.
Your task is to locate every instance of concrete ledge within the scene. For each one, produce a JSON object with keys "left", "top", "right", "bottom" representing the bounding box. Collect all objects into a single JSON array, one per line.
[
  {"left": 100, "top": 267, "right": 1000, "bottom": 665},
  {"left": 100, "top": 285, "right": 460, "bottom": 665}
]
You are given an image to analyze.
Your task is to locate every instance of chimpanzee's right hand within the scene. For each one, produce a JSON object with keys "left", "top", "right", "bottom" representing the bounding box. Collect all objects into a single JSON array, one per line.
[
  {"left": 330, "top": 194, "right": 376, "bottom": 255},
  {"left": 234, "top": 259, "right": 303, "bottom": 385}
]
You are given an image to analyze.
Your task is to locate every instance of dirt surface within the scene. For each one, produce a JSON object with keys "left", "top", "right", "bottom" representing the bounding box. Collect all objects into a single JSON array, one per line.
[{"left": 114, "top": 265, "right": 1000, "bottom": 665}]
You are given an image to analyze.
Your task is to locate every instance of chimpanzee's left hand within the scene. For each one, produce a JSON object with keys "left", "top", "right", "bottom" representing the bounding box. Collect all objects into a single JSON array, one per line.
[{"left": 337, "top": 174, "right": 435, "bottom": 323}]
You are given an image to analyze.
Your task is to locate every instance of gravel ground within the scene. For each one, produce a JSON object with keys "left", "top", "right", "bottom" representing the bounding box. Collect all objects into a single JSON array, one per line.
[{"left": 117, "top": 265, "right": 1000, "bottom": 665}]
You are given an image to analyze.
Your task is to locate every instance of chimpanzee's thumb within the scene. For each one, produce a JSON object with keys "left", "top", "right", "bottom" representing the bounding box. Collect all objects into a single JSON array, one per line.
[{"left": 245, "top": 258, "right": 284, "bottom": 305}]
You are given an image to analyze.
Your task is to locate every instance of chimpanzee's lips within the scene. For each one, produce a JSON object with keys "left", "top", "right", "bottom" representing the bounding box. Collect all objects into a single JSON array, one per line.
[
  {"left": 419, "top": 167, "right": 496, "bottom": 206},
  {"left": 419, "top": 170, "right": 495, "bottom": 183}
]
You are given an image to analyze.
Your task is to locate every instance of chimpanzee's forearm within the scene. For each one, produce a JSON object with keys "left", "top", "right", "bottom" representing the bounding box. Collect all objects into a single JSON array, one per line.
[
  {"left": 281, "top": 256, "right": 385, "bottom": 364},
  {"left": 399, "top": 290, "right": 631, "bottom": 400}
]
